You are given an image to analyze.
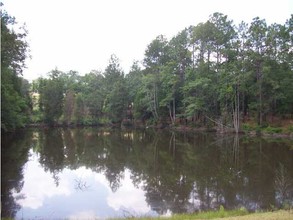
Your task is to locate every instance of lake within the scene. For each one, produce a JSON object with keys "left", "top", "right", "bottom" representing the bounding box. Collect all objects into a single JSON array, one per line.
[{"left": 1, "top": 128, "right": 293, "bottom": 219}]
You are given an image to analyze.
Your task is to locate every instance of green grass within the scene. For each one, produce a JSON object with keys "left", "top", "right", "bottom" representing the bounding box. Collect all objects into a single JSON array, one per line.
[
  {"left": 109, "top": 206, "right": 249, "bottom": 220},
  {"left": 108, "top": 209, "right": 293, "bottom": 220},
  {"left": 170, "top": 208, "right": 248, "bottom": 219},
  {"left": 213, "top": 210, "right": 293, "bottom": 220}
]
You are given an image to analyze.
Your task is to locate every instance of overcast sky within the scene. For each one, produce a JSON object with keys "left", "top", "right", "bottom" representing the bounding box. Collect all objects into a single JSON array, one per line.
[{"left": 2, "top": 0, "right": 292, "bottom": 81}]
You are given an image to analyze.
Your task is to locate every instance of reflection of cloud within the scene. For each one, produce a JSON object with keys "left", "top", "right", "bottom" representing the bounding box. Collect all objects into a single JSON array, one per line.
[
  {"left": 96, "top": 169, "right": 150, "bottom": 214},
  {"left": 72, "top": 166, "right": 94, "bottom": 178},
  {"left": 14, "top": 152, "right": 150, "bottom": 218},
  {"left": 68, "top": 210, "right": 97, "bottom": 219},
  {"left": 14, "top": 154, "right": 71, "bottom": 209}
]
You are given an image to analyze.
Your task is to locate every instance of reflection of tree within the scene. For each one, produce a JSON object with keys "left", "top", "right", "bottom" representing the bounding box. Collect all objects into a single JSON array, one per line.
[
  {"left": 63, "top": 129, "right": 77, "bottom": 168},
  {"left": 136, "top": 131, "right": 194, "bottom": 214},
  {"left": 38, "top": 129, "right": 65, "bottom": 186},
  {"left": 103, "top": 131, "right": 128, "bottom": 192},
  {"left": 275, "top": 163, "right": 293, "bottom": 207},
  {"left": 7, "top": 127, "right": 292, "bottom": 216},
  {"left": 74, "top": 178, "right": 90, "bottom": 191},
  {"left": 143, "top": 133, "right": 293, "bottom": 213},
  {"left": 69, "top": 128, "right": 130, "bottom": 192},
  {"left": 105, "top": 170, "right": 124, "bottom": 192},
  {"left": 1, "top": 130, "right": 33, "bottom": 218}
]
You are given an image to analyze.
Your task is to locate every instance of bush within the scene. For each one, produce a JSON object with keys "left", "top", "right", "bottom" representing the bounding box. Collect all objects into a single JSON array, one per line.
[
  {"left": 264, "top": 126, "right": 283, "bottom": 134},
  {"left": 242, "top": 123, "right": 254, "bottom": 131}
]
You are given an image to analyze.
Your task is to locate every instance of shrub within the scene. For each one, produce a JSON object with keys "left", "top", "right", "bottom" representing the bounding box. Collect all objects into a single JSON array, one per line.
[
  {"left": 264, "top": 126, "right": 283, "bottom": 134},
  {"left": 242, "top": 123, "right": 254, "bottom": 131}
]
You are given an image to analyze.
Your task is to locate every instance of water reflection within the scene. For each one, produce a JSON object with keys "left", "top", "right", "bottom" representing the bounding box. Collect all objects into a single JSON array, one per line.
[
  {"left": 13, "top": 155, "right": 150, "bottom": 219},
  {"left": 1, "top": 131, "right": 32, "bottom": 218},
  {"left": 1, "top": 128, "right": 293, "bottom": 219}
]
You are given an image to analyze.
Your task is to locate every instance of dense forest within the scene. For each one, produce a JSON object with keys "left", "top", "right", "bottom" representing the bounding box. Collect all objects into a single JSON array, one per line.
[{"left": 1, "top": 10, "right": 293, "bottom": 133}]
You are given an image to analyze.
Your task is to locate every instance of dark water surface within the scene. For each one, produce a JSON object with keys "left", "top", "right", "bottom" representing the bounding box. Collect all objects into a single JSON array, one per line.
[{"left": 1, "top": 128, "right": 293, "bottom": 219}]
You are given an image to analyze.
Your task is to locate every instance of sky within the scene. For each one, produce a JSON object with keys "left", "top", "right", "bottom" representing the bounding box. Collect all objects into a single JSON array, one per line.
[{"left": 2, "top": 0, "right": 292, "bottom": 81}]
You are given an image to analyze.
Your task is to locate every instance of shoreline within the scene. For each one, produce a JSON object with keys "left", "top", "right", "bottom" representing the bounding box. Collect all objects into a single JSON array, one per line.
[{"left": 22, "top": 123, "right": 293, "bottom": 139}]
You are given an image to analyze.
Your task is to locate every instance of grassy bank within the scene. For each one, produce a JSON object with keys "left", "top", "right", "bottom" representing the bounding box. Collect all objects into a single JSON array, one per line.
[
  {"left": 109, "top": 208, "right": 292, "bottom": 220},
  {"left": 213, "top": 210, "right": 292, "bottom": 220}
]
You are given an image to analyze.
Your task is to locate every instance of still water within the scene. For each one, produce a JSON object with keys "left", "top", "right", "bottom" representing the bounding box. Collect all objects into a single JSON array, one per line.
[{"left": 1, "top": 128, "right": 293, "bottom": 219}]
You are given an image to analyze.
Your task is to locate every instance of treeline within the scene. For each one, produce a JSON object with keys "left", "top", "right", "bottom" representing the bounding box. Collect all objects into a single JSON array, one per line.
[{"left": 2, "top": 11, "right": 293, "bottom": 132}]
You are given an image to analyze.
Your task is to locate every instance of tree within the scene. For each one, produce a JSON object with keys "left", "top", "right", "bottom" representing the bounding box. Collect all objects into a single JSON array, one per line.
[
  {"left": 210, "top": 13, "right": 242, "bottom": 132},
  {"left": 38, "top": 69, "right": 64, "bottom": 124},
  {"left": 106, "top": 79, "right": 127, "bottom": 123},
  {"left": 73, "top": 93, "right": 85, "bottom": 125},
  {"left": 142, "top": 35, "right": 171, "bottom": 122},
  {"left": 169, "top": 29, "right": 192, "bottom": 83},
  {"left": 82, "top": 71, "right": 105, "bottom": 122},
  {"left": 246, "top": 17, "right": 268, "bottom": 126},
  {"left": 164, "top": 29, "right": 192, "bottom": 124},
  {"left": 263, "top": 20, "right": 293, "bottom": 117},
  {"left": 61, "top": 70, "right": 82, "bottom": 124},
  {"left": 126, "top": 61, "right": 143, "bottom": 119},
  {"left": 63, "top": 90, "right": 75, "bottom": 124},
  {"left": 183, "top": 21, "right": 219, "bottom": 126},
  {"left": 159, "top": 65, "right": 179, "bottom": 124},
  {"left": 103, "top": 55, "right": 127, "bottom": 123},
  {"left": 1, "top": 10, "right": 29, "bottom": 74},
  {"left": 1, "top": 10, "right": 31, "bottom": 131},
  {"left": 104, "top": 54, "right": 124, "bottom": 91},
  {"left": 182, "top": 69, "right": 213, "bottom": 123}
]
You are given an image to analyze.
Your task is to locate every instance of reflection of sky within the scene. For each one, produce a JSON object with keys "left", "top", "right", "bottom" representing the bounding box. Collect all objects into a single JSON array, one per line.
[{"left": 14, "top": 150, "right": 155, "bottom": 219}]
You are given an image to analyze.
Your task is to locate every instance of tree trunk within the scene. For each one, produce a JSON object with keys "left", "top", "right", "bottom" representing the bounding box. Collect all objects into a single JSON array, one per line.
[
  {"left": 232, "top": 85, "right": 240, "bottom": 133},
  {"left": 256, "top": 61, "right": 263, "bottom": 126},
  {"left": 173, "top": 98, "right": 176, "bottom": 124}
]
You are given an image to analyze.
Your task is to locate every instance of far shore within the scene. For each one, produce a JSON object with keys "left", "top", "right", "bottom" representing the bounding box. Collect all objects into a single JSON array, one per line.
[{"left": 22, "top": 122, "right": 293, "bottom": 139}]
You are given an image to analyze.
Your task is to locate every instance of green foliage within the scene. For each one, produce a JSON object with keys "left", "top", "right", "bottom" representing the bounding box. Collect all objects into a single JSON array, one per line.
[
  {"left": 1, "top": 11, "right": 29, "bottom": 74},
  {"left": 103, "top": 55, "right": 127, "bottom": 123},
  {"left": 105, "top": 79, "right": 127, "bottom": 123},
  {"left": 144, "top": 35, "right": 170, "bottom": 68},
  {"left": 81, "top": 71, "right": 105, "bottom": 119},
  {"left": 1, "top": 10, "right": 31, "bottom": 131},
  {"left": 242, "top": 123, "right": 255, "bottom": 132},
  {"left": 264, "top": 126, "right": 283, "bottom": 134},
  {"left": 38, "top": 70, "right": 64, "bottom": 124},
  {"left": 73, "top": 93, "right": 85, "bottom": 124},
  {"left": 1, "top": 74, "right": 28, "bottom": 130}
]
